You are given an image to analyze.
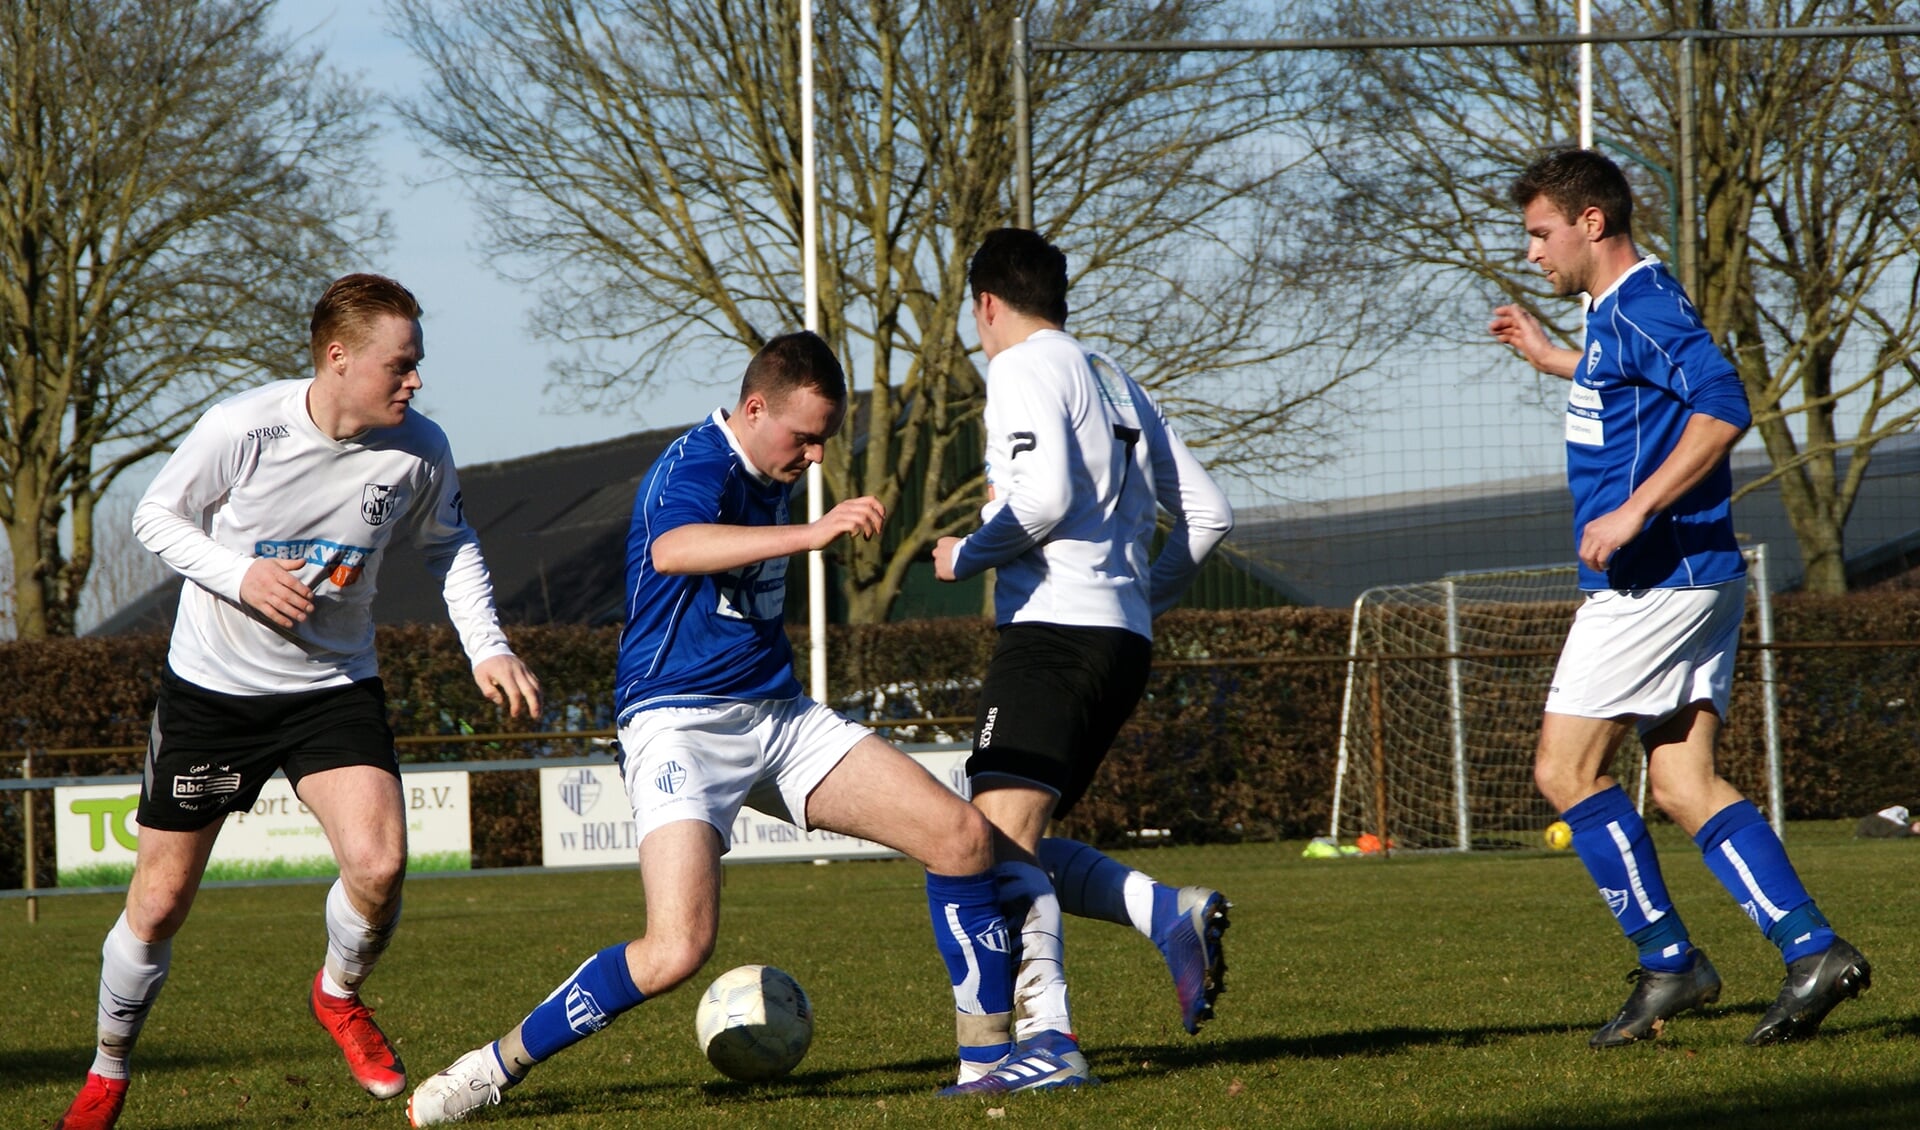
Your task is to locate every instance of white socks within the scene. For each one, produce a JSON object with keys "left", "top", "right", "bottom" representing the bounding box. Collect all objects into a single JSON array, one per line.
[
  {"left": 92, "top": 911, "right": 172, "bottom": 1079},
  {"left": 996, "top": 861, "right": 1073, "bottom": 1043},
  {"left": 322, "top": 878, "right": 400, "bottom": 998}
]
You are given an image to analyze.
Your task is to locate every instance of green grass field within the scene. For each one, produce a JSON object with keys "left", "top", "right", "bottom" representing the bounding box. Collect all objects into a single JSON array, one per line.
[{"left": 5, "top": 825, "right": 1917, "bottom": 1128}]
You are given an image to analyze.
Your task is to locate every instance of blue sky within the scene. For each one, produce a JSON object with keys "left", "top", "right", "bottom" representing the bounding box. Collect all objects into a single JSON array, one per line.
[
  {"left": 282, "top": 3, "right": 726, "bottom": 467},
  {"left": 280, "top": 3, "right": 1572, "bottom": 507}
]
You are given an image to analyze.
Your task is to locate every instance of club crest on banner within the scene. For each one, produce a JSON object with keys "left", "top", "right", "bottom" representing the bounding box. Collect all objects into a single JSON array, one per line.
[{"left": 559, "top": 768, "right": 603, "bottom": 817}]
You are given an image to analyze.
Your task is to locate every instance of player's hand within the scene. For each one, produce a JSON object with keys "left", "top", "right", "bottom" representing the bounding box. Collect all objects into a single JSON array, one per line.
[
  {"left": 809, "top": 496, "right": 886, "bottom": 550},
  {"left": 1489, "top": 304, "right": 1574, "bottom": 377},
  {"left": 1579, "top": 506, "right": 1648, "bottom": 572},
  {"left": 474, "top": 654, "right": 543, "bottom": 719},
  {"left": 240, "top": 558, "right": 314, "bottom": 628},
  {"left": 933, "top": 536, "right": 962, "bottom": 582}
]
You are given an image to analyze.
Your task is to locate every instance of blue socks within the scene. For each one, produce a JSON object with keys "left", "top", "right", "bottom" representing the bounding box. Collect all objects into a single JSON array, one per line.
[
  {"left": 1037, "top": 837, "right": 1161, "bottom": 937},
  {"left": 926, "top": 869, "right": 1015, "bottom": 1073},
  {"left": 1566, "top": 789, "right": 1837, "bottom": 969},
  {"left": 1695, "top": 801, "right": 1835, "bottom": 963},
  {"left": 517, "top": 942, "right": 647, "bottom": 1062},
  {"left": 1564, "top": 786, "right": 1693, "bottom": 972}
]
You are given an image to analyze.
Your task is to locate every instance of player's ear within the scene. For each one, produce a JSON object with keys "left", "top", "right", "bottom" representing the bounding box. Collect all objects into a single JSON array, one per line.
[
  {"left": 325, "top": 340, "right": 350, "bottom": 375},
  {"left": 1579, "top": 205, "right": 1608, "bottom": 242}
]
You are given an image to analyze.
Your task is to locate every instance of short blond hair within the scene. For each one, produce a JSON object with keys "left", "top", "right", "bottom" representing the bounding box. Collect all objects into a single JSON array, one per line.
[{"left": 309, "top": 273, "right": 422, "bottom": 368}]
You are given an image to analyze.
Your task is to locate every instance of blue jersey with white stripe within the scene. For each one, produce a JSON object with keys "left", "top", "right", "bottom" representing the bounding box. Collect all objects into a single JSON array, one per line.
[
  {"left": 1567, "top": 259, "right": 1751, "bottom": 591},
  {"left": 614, "top": 411, "right": 800, "bottom": 724}
]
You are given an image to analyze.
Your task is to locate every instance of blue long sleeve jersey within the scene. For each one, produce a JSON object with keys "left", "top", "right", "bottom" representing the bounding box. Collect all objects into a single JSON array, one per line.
[
  {"left": 614, "top": 410, "right": 801, "bottom": 725},
  {"left": 1567, "top": 258, "right": 1752, "bottom": 591}
]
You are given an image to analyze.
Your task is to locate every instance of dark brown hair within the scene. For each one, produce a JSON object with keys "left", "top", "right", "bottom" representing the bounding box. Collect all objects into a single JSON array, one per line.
[
  {"left": 740, "top": 330, "right": 847, "bottom": 406},
  {"left": 1510, "top": 149, "right": 1635, "bottom": 239}
]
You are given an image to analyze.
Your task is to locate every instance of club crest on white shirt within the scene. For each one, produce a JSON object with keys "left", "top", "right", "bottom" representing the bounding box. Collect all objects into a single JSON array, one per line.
[{"left": 361, "top": 483, "right": 398, "bottom": 526}]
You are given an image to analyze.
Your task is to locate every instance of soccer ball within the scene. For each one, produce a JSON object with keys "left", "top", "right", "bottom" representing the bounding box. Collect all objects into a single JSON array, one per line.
[
  {"left": 1544, "top": 820, "right": 1573, "bottom": 851},
  {"left": 694, "top": 964, "right": 813, "bottom": 1081}
]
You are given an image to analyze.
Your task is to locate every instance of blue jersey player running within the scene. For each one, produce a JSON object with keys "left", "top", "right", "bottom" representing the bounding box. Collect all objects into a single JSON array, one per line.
[
  {"left": 407, "top": 332, "right": 1015, "bottom": 1124},
  {"left": 1490, "top": 149, "right": 1868, "bottom": 1048}
]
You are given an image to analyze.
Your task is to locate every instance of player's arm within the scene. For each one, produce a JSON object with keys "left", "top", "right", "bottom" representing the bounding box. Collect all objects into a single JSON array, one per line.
[
  {"left": 936, "top": 369, "right": 1074, "bottom": 582},
  {"left": 1141, "top": 393, "right": 1234, "bottom": 617},
  {"left": 1580, "top": 316, "right": 1751, "bottom": 571},
  {"left": 1489, "top": 304, "right": 1580, "bottom": 379},
  {"left": 133, "top": 406, "right": 316, "bottom": 628},
  {"left": 413, "top": 449, "right": 543, "bottom": 718},
  {"left": 1579, "top": 413, "right": 1743, "bottom": 571},
  {"left": 651, "top": 496, "right": 885, "bottom": 575}
]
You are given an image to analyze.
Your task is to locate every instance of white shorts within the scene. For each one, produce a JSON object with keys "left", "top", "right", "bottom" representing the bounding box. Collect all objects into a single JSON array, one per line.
[
  {"left": 1544, "top": 579, "right": 1744, "bottom": 734},
  {"left": 617, "top": 696, "right": 869, "bottom": 851}
]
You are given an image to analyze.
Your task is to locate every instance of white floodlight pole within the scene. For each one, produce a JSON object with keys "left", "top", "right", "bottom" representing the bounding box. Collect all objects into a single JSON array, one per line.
[
  {"left": 1578, "top": 0, "right": 1593, "bottom": 148},
  {"left": 802, "top": 1, "right": 828, "bottom": 703}
]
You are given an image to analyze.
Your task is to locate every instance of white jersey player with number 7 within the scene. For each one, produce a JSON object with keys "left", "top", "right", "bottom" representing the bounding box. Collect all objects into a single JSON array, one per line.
[{"left": 932, "top": 228, "right": 1235, "bottom": 1094}]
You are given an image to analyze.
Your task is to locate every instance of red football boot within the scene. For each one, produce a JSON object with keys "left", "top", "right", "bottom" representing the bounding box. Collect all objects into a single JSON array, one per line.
[
  {"left": 309, "top": 970, "right": 408, "bottom": 1099},
  {"left": 55, "top": 1071, "right": 128, "bottom": 1129}
]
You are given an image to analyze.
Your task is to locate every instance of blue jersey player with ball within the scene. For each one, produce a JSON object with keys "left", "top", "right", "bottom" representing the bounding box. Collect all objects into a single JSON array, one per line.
[
  {"left": 407, "top": 332, "right": 1015, "bottom": 1124},
  {"left": 1490, "top": 149, "right": 1868, "bottom": 1048}
]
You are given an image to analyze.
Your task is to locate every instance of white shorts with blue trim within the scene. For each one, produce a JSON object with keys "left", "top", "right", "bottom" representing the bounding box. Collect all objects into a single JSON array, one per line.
[
  {"left": 1544, "top": 578, "right": 1744, "bottom": 734},
  {"left": 617, "top": 695, "right": 870, "bottom": 851}
]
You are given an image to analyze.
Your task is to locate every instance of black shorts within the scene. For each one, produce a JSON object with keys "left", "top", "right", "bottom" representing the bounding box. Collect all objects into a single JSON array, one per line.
[
  {"left": 137, "top": 667, "right": 399, "bottom": 832},
  {"left": 967, "top": 622, "right": 1153, "bottom": 818}
]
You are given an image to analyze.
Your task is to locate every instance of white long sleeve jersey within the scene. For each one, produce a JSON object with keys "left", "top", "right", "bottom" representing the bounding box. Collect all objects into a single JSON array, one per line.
[
  {"left": 948, "top": 330, "right": 1234, "bottom": 637},
  {"left": 134, "top": 379, "right": 513, "bottom": 695}
]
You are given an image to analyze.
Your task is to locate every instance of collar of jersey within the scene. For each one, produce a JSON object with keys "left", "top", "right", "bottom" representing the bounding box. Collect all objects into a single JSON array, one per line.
[
  {"left": 1585, "top": 255, "right": 1660, "bottom": 312},
  {"left": 293, "top": 377, "right": 360, "bottom": 449},
  {"left": 712, "top": 407, "right": 776, "bottom": 485}
]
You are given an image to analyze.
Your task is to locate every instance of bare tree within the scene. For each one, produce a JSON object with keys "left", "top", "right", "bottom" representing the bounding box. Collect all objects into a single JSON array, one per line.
[
  {"left": 1307, "top": 0, "right": 1920, "bottom": 592},
  {"left": 0, "top": 0, "right": 380, "bottom": 638},
  {"left": 0, "top": 491, "right": 169, "bottom": 641},
  {"left": 394, "top": 0, "right": 1384, "bottom": 622}
]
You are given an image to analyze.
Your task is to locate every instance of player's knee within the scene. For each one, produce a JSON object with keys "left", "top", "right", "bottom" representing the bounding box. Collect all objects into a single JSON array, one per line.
[
  {"left": 928, "top": 799, "right": 997, "bottom": 875},
  {"left": 126, "top": 888, "right": 193, "bottom": 941},
  {"left": 338, "top": 847, "right": 406, "bottom": 905},
  {"left": 639, "top": 933, "right": 715, "bottom": 994},
  {"left": 1533, "top": 760, "right": 1583, "bottom": 812},
  {"left": 1646, "top": 776, "right": 1715, "bottom": 829}
]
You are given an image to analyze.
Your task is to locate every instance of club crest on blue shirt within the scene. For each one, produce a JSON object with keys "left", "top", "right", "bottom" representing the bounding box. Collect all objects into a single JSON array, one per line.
[
  {"left": 361, "top": 483, "right": 399, "bottom": 526},
  {"left": 1586, "top": 339, "right": 1603, "bottom": 374}
]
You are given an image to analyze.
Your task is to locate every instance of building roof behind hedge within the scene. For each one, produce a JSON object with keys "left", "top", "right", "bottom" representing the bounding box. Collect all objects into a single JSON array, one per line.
[{"left": 90, "top": 425, "right": 1920, "bottom": 632}]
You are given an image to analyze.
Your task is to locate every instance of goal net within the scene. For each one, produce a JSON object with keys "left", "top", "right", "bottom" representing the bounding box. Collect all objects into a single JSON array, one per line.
[{"left": 1329, "top": 553, "right": 1779, "bottom": 852}]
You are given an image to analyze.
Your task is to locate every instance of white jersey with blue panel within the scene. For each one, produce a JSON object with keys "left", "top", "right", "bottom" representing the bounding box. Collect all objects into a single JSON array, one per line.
[
  {"left": 614, "top": 410, "right": 802, "bottom": 725},
  {"left": 1567, "top": 258, "right": 1752, "bottom": 591},
  {"left": 133, "top": 378, "right": 512, "bottom": 696}
]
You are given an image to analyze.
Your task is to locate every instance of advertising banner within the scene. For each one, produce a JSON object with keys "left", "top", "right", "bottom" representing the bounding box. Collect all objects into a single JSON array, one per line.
[
  {"left": 54, "top": 771, "right": 472, "bottom": 885},
  {"left": 539, "top": 750, "right": 969, "bottom": 868}
]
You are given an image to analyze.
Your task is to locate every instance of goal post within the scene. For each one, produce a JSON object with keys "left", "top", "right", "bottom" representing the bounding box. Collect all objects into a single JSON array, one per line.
[{"left": 1329, "top": 548, "right": 1781, "bottom": 852}]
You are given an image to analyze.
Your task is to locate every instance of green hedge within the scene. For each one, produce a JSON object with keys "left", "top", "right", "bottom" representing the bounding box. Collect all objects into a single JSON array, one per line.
[{"left": 2, "top": 595, "right": 1916, "bottom": 888}]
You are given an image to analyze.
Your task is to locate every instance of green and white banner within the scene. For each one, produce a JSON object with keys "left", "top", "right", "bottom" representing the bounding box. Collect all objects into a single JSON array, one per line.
[{"left": 54, "top": 771, "right": 472, "bottom": 886}]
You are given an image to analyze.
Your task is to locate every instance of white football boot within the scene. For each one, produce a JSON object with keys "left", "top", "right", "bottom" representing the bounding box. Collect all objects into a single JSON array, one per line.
[{"left": 407, "top": 1046, "right": 507, "bottom": 1126}]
